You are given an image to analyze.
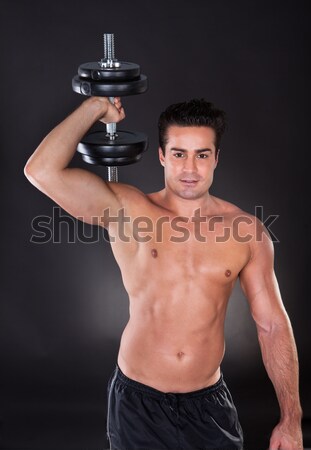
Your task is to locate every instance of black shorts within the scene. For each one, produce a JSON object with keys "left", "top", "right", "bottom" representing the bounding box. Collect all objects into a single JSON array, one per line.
[{"left": 106, "top": 365, "right": 243, "bottom": 450}]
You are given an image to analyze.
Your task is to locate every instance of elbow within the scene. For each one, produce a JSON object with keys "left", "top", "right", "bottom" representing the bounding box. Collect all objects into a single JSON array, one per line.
[
  {"left": 24, "top": 144, "right": 48, "bottom": 179},
  {"left": 24, "top": 159, "right": 33, "bottom": 181},
  {"left": 255, "top": 321, "right": 273, "bottom": 335},
  {"left": 256, "top": 313, "right": 291, "bottom": 336},
  {"left": 252, "top": 309, "right": 274, "bottom": 334},
  {"left": 24, "top": 158, "right": 48, "bottom": 189},
  {"left": 24, "top": 159, "right": 38, "bottom": 185}
]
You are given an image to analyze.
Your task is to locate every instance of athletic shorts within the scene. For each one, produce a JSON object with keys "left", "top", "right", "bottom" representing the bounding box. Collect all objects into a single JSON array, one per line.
[{"left": 106, "top": 364, "right": 243, "bottom": 450}]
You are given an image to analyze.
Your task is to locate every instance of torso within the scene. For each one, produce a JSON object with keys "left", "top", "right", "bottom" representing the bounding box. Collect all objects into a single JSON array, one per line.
[{"left": 106, "top": 188, "right": 253, "bottom": 393}]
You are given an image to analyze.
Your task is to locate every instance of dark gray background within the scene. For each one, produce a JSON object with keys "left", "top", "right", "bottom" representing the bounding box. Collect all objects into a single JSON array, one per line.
[{"left": 0, "top": 0, "right": 310, "bottom": 449}]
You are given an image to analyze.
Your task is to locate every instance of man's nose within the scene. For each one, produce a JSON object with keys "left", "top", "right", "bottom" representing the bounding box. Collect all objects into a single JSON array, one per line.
[{"left": 183, "top": 155, "right": 197, "bottom": 171}]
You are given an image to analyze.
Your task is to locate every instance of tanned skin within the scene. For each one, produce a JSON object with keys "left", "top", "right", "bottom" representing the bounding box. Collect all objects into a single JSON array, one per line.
[{"left": 24, "top": 97, "right": 303, "bottom": 449}]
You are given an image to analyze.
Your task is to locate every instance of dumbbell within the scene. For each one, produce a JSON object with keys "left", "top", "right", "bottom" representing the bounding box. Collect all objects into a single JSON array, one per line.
[{"left": 72, "top": 33, "right": 148, "bottom": 182}]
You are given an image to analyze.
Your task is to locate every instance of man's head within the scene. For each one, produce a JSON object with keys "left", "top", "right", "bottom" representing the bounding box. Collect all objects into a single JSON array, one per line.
[
  {"left": 158, "top": 98, "right": 227, "bottom": 156},
  {"left": 157, "top": 99, "right": 227, "bottom": 201}
]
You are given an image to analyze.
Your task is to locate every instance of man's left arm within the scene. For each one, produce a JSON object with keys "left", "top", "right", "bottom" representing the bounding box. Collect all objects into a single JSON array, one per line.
[{"left": 239, "top": 219, "right": 303, "bottom": 450}]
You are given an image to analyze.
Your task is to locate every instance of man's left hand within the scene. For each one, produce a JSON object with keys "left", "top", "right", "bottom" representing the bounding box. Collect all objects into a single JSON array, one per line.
[{"left": 269, "top": 421, "right": 303, "bottom": 450}]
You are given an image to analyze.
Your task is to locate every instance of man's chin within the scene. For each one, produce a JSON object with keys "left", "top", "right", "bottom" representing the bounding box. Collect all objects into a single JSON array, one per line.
[
  {"left": 167, "top": 182, "right": 209, "bottom": 200},
  {"left": 175, "top": 189, "right": 205, "bottom": 200}
]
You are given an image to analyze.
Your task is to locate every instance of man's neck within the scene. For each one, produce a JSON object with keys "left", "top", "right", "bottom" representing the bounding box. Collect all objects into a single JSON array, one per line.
[{"left": 159, "top": 188, "right": 215, "bottom": 217}]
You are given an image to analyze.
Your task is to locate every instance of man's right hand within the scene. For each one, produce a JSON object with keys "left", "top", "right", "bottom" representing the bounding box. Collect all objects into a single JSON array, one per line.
[{"left": 88, "top": 96, "right": 126, "bottom": 125}]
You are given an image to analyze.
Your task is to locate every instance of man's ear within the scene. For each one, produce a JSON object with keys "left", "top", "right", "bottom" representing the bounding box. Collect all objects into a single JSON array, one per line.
[
  {"left": 214, "top": 149, "right": 220, "bottom": 168},
  {"left": 159, "top": 147, "right": 165, "bottom": 167}
]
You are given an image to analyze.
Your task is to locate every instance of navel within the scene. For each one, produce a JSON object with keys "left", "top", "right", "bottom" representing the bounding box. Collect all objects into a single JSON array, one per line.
[
  {"left": 151, "top": 248, "right": 158, "bottom": 258},
  {"left": 177, "top": 351, "right": 185, "bottom": 359},
  {"left": 225, "top": 269, "right": 231, "bottom": 277}
]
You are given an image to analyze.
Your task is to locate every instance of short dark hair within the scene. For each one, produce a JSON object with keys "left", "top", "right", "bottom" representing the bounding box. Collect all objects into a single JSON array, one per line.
[{"left": 158, "top": 98, "right": 227, "bottom": 154}]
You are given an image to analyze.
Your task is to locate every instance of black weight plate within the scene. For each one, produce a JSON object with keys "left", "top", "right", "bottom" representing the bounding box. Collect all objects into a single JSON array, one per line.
[
  {"left": 77, "top": 130, "right": 148, "bottom": 166},
  {"left": 78, "top": 61, "right": 140, "bottom": 81},
  {"left": 81, "top": 153, "right": 143, "bottom": 166},
  {"left": 72, "top": 74, "right": 148, "bottom": 96}
]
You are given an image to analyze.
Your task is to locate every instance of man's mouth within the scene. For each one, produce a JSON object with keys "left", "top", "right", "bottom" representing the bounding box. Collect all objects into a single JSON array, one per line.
[{"left": 180, "top": 179, "right": 199, "bottom": 185}]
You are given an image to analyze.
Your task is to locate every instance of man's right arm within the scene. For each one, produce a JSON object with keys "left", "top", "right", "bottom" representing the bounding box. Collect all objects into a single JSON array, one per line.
[{"left": 24, "top": 97, "right": 126, "bottom": 226}]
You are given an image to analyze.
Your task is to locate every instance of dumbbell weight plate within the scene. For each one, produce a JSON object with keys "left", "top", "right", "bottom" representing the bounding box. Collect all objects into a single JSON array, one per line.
[
  {"left": 72, "top": 74, "right": 148, "bottom": 97},
  {"left": 78, "top": 61, "right": 141, "bottom": 81},
  {"left": 77, "top": 130, "right": 148, "bottom": 166},
  {"left": 80, "top": 153, "right": 144, "bottom": 166}
]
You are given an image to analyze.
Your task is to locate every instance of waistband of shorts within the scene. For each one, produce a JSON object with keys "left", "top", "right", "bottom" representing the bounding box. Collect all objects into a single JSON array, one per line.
[{"left": 114, "top": 364, "right": 225, "bottom": 399}]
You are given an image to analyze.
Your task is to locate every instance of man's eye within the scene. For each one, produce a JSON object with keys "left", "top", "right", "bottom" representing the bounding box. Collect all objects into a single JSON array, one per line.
[
  {"left": 173, "top": 153, "right": 184, "bottom": 158},
  {"left": 198, "top": 153, "right": 209, "bottom": 159}
]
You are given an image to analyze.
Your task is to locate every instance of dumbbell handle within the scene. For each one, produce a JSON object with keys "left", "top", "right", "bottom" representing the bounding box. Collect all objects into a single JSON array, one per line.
[
  {"left": 104, "top": 35, "right": 118, "bottom": 183},
  {"left": 106, "top": 96, "right": 117, "bottom": 140},
  {"left": 108, "top": 166, "right": 118, "bottom": 182},
  {"left": 106, "top": 96, "right": 118, "bottom": 182},
  {"left": 104, "top": 36, "right": 118, "bottom": 142}
]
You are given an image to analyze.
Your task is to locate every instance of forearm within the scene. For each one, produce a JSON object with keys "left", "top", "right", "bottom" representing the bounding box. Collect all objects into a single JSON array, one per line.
[
  {"left": 257, "top": 317, "right": 302, "bottom": 423},
  {"left": 24, "top": 97, "right": 106, "bottom": 178}
]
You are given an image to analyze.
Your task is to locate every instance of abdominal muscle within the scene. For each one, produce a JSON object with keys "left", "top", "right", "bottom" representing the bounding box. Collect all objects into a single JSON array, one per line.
[{"left": 117, "top": 287, "right": 228, "bottom": 393}]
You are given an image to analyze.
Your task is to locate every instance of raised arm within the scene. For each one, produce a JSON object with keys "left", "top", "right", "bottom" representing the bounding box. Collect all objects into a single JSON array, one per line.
[
  {"left": 24, "top": 97, "right": 127, "bottom": 226},
  {"left": 239, "top": 219, "right": 303, "bottom": 449}
]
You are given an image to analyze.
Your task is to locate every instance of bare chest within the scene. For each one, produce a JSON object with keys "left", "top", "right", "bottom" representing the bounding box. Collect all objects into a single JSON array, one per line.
[{"left": 110, "top": 216, "right": 250, "bottom": 286}]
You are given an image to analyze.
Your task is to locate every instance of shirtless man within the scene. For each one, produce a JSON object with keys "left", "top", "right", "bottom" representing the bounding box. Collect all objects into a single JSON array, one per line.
[{"left": 24, "top": 97, "right": 303, "bottom": 450}]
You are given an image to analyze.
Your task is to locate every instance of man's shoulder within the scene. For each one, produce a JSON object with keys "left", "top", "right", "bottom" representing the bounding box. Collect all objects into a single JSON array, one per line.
[
  {"left": 211, "top": 196, "right": 265, "bottom": 233},
  {"left": 211, "top": 195, "right": 250, "bottom": 218}
]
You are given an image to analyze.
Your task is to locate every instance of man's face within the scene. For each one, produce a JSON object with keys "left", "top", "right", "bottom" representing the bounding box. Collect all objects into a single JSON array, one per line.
[{"left": 159, "top": 126, "right": 219, "bottom": 200}]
